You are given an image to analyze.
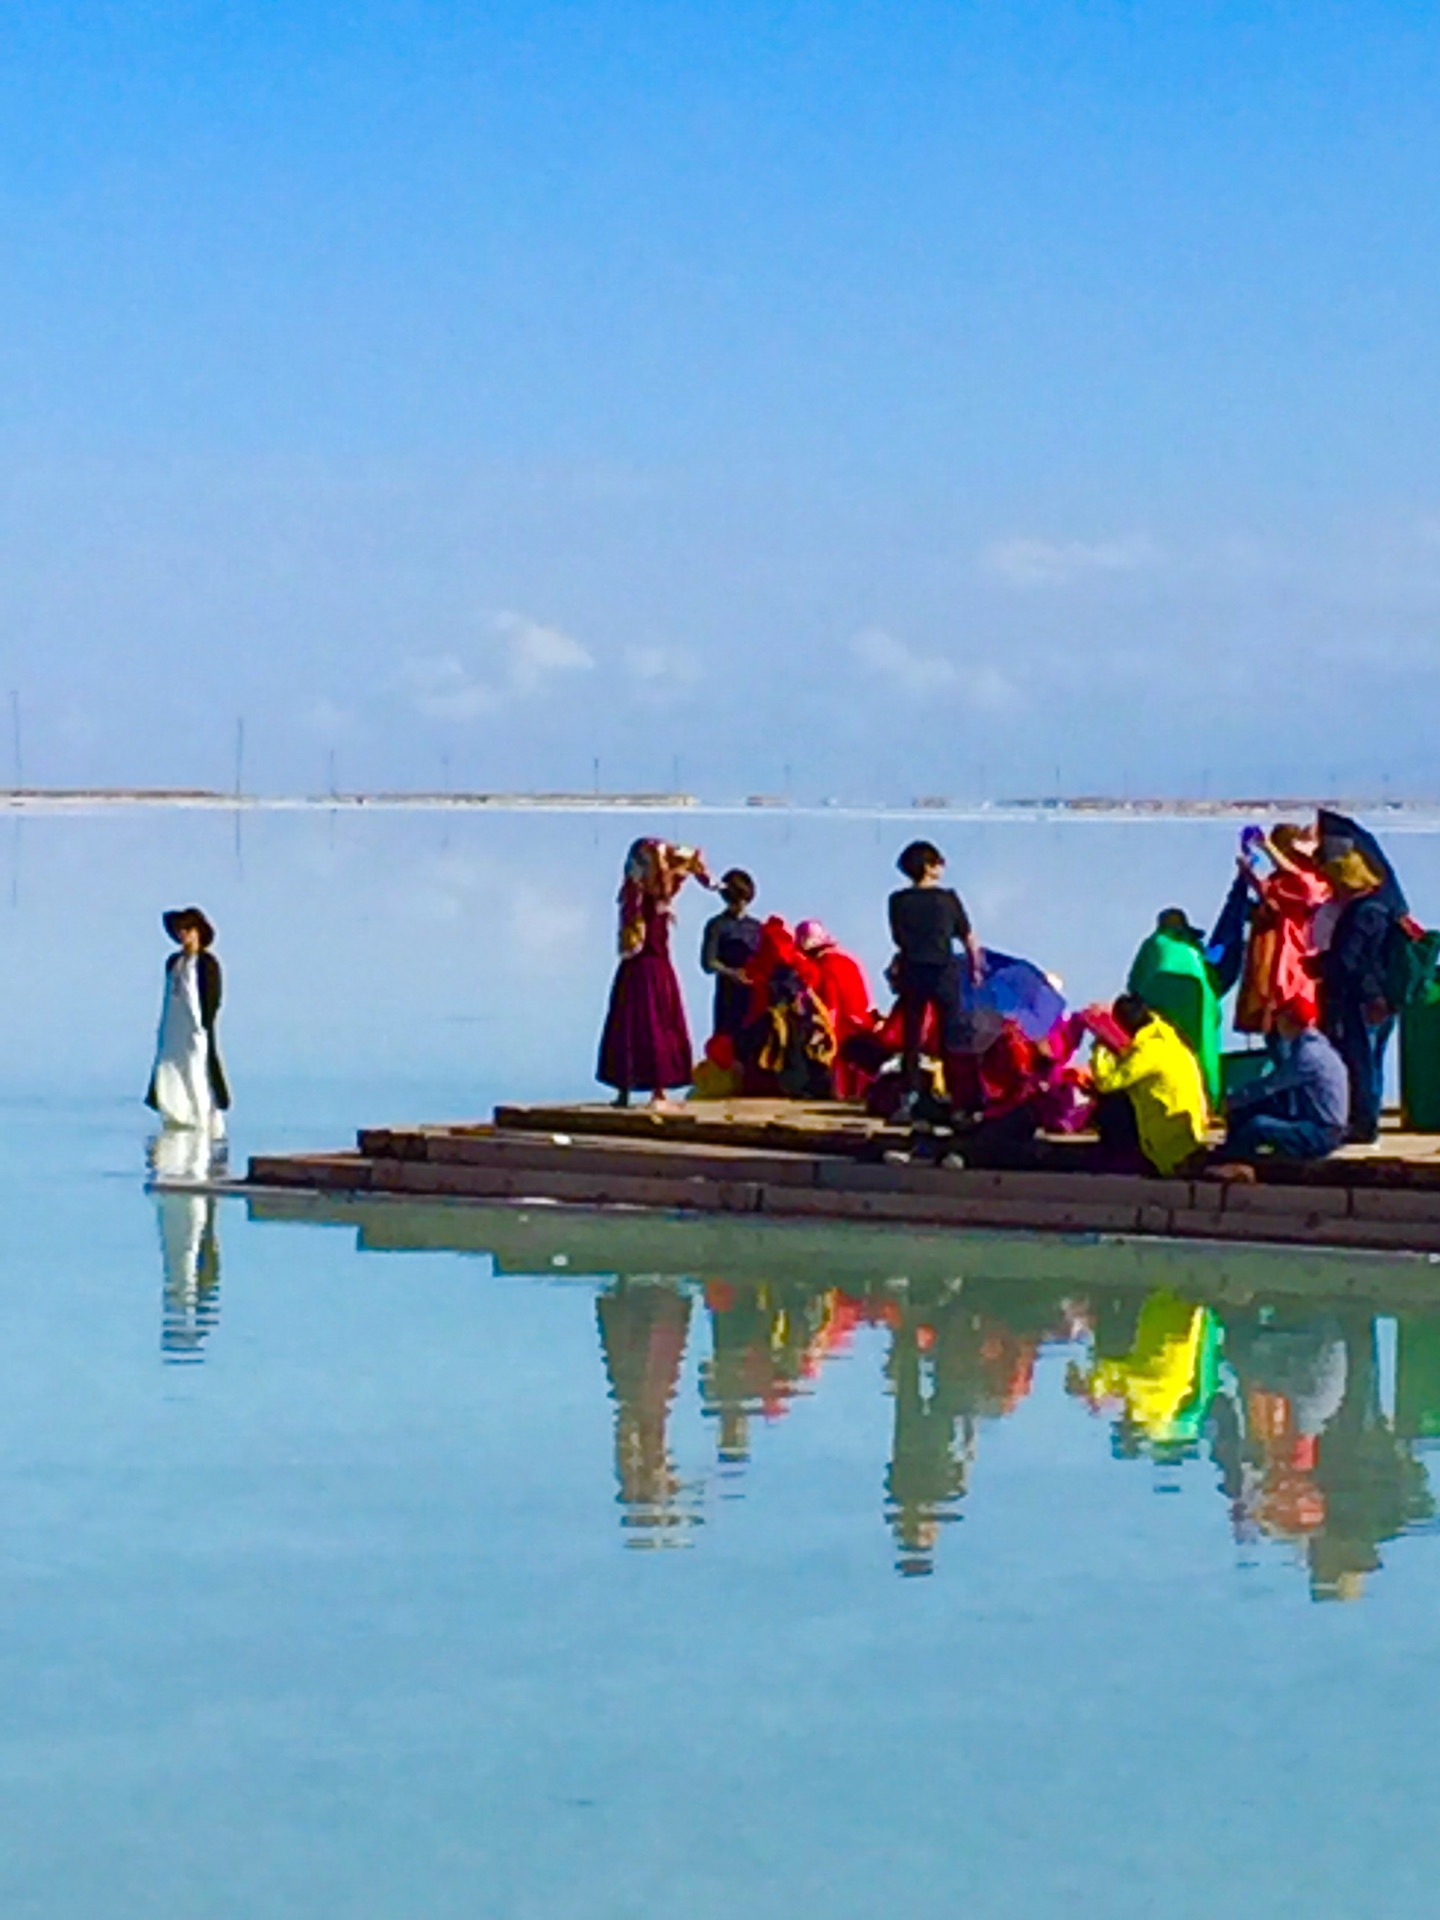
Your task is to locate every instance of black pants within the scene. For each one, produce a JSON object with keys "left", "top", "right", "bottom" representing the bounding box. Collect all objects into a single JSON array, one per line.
[
  {"left": 1093, "top": 1092, "right": 1145, "bottom": 1173},
  {"left": 896, "top": 958, "right": 962, "bottom": 1095}
]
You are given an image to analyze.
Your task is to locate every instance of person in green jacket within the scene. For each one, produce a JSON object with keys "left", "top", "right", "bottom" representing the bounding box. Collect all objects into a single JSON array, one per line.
[{"left": 1127, "top": 908, "right": 1223, "bottom": 1107}]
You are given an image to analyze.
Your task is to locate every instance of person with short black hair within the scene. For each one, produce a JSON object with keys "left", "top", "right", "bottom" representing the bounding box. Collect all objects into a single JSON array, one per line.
[
  {"left": 700, "top": 868, "right": 763, "bottom": 1041},
  {"left": 888, "top": 842, "right": 983, "bottom": 1102}
]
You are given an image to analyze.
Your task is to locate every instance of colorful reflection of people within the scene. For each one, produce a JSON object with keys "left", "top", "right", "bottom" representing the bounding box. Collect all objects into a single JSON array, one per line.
[
  {"left": 881, "top": 1278, "right": 1049, "bottom": 1575},
  {"left": 884, "top": 1285, "right": 976, "bottom": 1575},
  {"left": 1069, "top": 1289, "right": 1221, "bottom": 1464},
  {"left": 700, "top": 1277, "right": 865, "bottom": 1465},
  {"left": 594, "top": 1279, "right": 699, "bottom": 1546},
  {"left": 1305, "top": 1308, "right": 1434, "bottom": 1601},
  {"left": 1212, "top": 1309, "right": 1348, "bottom": 1548}
]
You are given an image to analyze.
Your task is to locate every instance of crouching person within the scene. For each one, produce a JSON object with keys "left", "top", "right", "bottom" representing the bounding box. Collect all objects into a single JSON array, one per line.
[
  {"left": 1220, "top": 1002, "right": 1349, "bottom": 1166},
  {"left": 1087, "top": 994, "right": 1210, "bottom": 1177}
]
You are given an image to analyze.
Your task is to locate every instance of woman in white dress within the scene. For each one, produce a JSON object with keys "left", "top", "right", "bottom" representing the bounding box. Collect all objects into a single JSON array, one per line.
[{"left": 146, "top": 907, "right": 231, "bottom": 1142}]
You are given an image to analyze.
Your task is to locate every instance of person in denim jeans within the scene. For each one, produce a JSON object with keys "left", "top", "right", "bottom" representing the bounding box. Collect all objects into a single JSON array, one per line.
[{"left": 1221, "top": 1007, "right": 1350, "bottom": 1164}]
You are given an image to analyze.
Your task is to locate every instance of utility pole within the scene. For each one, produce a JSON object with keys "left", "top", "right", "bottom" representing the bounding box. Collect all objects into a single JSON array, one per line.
[
  {"left": 328, "top": 748, "right": 337, "bottom": 798},
  {"left": 10, "top": 690, "right": 22, "bottom": 791},
  {"left": 593, "top": 755, "right": 601, "bottom": 796},
  {"left": 234, "top": 717, "right": 245, "bottom": 799}
]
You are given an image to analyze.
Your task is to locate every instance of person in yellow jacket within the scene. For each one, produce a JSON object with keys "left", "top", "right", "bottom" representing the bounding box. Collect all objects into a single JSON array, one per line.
[{"left": 1088, "top": 993, "right": 1211, "bottom": 1176}]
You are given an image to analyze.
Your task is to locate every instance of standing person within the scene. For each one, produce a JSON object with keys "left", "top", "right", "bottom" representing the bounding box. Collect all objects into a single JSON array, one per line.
[
  {"left": 1127, "top": 908, "right": 1224, "bottom": 1105},
  {"left": 1235, "top": 823, "right": 1332, "bottom": 1043},
  {"left": 597, "top": 838, "right": 711, "bottom": 1108},
  {"left": 1320, "top": 850, "right": 1396, "bottom": 1145},
  {"left": 887, "top": 840, "right": 983, "bottom": 1105},
  {"left": 146, "top": 907, "right": 230, "bottom": 1142},
  {"left": 795, "top": 920, "right": 875, "bottom": 1099},
  {"left": 700, "top": 869, "right": 763, "bottom": 1043}
]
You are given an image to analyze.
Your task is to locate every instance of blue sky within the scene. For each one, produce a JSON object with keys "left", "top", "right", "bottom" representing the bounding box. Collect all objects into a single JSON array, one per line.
[{"left": 2, "top": 1, "right": 1439, "bottom": 799}]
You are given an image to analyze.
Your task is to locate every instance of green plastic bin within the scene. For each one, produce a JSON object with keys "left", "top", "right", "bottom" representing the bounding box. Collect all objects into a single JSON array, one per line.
[
  {"left": 1219, "top": 1048, "right": 1270, "bottom": 1114},
  {"left": 1401, "top": 987, "right": 1440, "bottom": 1132}
]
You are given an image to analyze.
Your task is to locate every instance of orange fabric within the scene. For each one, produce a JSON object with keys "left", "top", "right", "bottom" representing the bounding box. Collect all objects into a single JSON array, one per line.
[{"left": 1236, "top": 866, "right": 1330, "bottom": 1032}]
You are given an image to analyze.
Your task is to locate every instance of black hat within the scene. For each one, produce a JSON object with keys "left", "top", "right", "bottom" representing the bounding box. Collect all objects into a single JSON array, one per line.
[{"left": 163, "top": 906, "right": 215, "bottom": 948}]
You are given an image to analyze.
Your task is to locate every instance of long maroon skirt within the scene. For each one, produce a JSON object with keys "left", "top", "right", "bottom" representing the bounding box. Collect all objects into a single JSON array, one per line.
[{"left": 597, "top": 951, "right": 694, "bottom": 1092}]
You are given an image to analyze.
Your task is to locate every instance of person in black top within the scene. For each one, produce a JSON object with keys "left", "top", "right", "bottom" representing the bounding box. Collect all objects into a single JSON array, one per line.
[
  {"left": 700, "top": 868, "right": 763, "bottom": 1041},
  {"left": 888, "top": 841, "right": 983, "bottom": 1100}
]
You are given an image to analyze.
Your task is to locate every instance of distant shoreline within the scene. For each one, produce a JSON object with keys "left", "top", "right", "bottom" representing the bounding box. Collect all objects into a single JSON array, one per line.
[{"left": 1, "top": 788, "right": 1436, "bottom": 825}]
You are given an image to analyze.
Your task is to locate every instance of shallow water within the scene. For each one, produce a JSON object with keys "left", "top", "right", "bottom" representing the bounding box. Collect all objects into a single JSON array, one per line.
[{"left": 6, "top": 806, "right": 1440, "bottom": 1917}]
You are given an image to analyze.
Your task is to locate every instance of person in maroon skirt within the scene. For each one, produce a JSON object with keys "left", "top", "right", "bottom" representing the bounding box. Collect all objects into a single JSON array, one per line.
[{"left": 597, "top": 838, "right": 713, "bottom": 1106}]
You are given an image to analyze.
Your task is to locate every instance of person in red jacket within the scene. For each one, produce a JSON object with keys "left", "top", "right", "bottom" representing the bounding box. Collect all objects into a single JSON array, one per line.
[{"left": 796, "top": 921, "right": 876, "bottom": 1101}]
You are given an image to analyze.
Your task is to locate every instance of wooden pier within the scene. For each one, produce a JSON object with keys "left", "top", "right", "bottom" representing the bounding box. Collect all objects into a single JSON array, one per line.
[{"left": 244, "top": 1099, "right": 1440, "bottom": 1257}]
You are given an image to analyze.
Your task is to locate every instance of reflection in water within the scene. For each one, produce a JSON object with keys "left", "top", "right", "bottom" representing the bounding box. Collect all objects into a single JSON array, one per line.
[
  {"left": 596, "top": 1280, "right": 702, "bottom": 1547},
  {"left": 1070, "top": 1290, "right": 1222, "bottom": 1464},
  {"left": 698, "top": 1277, "right": 864, "bottom": 1467},
  {"left": 149, "top": 1124, "right": 228, "bottom": 1187},
  {"left": 590, "top": 1262, "right": 1440, "bottom": 1598},
  {"left": 155, "top": 1188, "right": 222, "bottom": 1363},
  {"left": 884, "top": 1282, "right": 978, "bottom": 1576}
]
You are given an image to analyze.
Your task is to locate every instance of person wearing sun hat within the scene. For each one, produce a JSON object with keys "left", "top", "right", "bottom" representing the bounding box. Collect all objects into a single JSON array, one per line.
[{"left": 145, "top": 907, "right": 230, "bottom": 1140}]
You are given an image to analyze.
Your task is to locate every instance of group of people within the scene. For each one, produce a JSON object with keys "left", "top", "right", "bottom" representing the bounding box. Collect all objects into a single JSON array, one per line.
[
  {"left": 1100, "top": 807, "right": 1428, "bottom": 1178},
  {"left": 597, "top": 841, "right": 883, "bottom": 1107},
  {"left": 594, "top": 809, "right": 1433, "bottom": 1178}
]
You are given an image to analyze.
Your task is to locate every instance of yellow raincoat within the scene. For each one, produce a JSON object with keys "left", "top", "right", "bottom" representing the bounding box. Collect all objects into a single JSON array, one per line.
[{"left": 1092, "top": 1013, "right": 1209, "bottom": 1176}]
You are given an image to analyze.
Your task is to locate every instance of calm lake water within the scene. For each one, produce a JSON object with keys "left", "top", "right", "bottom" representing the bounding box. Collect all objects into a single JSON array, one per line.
[{"left": 6, "top": 804, "right": 1440, "bottom": 1918}]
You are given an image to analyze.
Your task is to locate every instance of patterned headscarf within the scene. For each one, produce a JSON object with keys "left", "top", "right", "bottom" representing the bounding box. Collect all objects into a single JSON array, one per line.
[{"left": 617, "top": 839, "right": 710, "bottom": 955}]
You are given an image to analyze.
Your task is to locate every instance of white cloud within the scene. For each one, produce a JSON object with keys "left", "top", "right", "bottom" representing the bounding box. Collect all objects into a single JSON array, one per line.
[
  {"left": 304, "top": 698, "right": 360, "bottom": 740},
  {"left": 851, "top": 627, "right": 959, "bottom": 697},
  {"left": 405, "top": 653, "right": 502, "bottom": 722},
  {"left": 405, "top": 612, "right": 594, "bottom": 722},
  {"left": 850, "top": 628, "right": 1020, "bottom": 711},
  {"left": 623, "top": 643, "right": 701, "bottom": 701},
  {"left": 497, "top": 612, "right": 595, "bottom": 695},
  {"left": 982, "top": 533, "right": 1162, "bottom": 588},
  {"left": 969, "top": 665, "right": 1019, "bottom": 713}
]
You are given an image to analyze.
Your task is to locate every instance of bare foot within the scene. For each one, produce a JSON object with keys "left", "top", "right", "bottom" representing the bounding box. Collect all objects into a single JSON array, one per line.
[{"left": 1207, "top": 1161, "right": 1258, "bottom": 1184}]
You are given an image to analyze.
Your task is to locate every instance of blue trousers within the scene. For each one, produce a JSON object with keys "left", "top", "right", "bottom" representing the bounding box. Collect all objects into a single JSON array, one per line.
[
  {"left": 1331, "top": 1012, "right": 1394, "bottom": 1144},
  {"left": 1225, "top": 1113, "right": 1344, "bottom": 1163}
]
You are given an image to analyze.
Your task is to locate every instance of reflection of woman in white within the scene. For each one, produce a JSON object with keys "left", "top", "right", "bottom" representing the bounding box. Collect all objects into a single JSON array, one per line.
[{"left": 146, "top": 907, "right": 230, "bottom": 1141}]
